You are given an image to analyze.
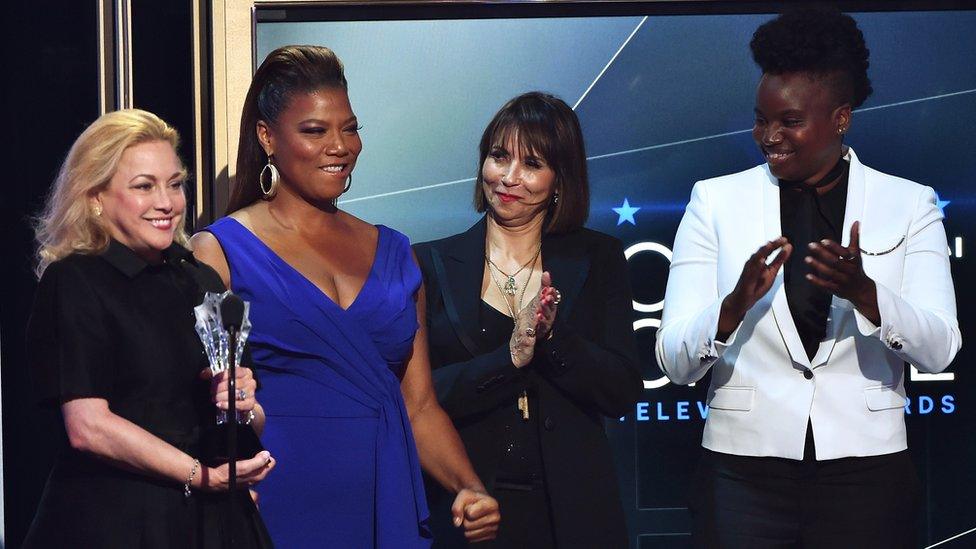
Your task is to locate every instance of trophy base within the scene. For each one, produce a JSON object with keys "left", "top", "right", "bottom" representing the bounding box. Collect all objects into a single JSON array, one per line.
[{"left": 199, "top": 423, "right": 265, "bottom": 466}]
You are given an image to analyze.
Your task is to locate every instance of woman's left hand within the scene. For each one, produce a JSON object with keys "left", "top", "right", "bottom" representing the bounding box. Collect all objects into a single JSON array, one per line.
[
  {"left": 200, "top": 366, "right": 258, "bottom": 413},
  {"left": 534, "top": 271, "right": 559, "bottom": 340},
  {"left": 805, "top": 221, "right": 880, "bottom": 324},
  {"left": 451, "top": 488, "right": 500, "bottom": 543}
]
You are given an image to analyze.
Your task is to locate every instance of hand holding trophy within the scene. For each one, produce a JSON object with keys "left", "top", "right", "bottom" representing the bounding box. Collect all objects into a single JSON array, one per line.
[{"left": 194, "top": 291, "right": 264, "bottom": 468}]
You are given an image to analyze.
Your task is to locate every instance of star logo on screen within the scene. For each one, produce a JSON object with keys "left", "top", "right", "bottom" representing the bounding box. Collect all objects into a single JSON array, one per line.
[{"left": 613, "top": 198, "right": 640, "bottom": 226}]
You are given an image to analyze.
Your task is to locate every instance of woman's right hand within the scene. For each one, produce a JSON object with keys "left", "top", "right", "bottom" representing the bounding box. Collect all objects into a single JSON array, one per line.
[
  {"left": 199, "top": 450, "right": 276, "bottom": 491},
  {"left": 509, "top": 314, "right": 537, "bottom": 368},
  {"left": 717, "top": 237, "right": 792, "bottom": 340}
]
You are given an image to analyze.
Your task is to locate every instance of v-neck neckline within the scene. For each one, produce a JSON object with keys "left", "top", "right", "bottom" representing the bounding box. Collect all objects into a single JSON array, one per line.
[{"left": 225, "top": 217, "right": 383, "bottom": 313}]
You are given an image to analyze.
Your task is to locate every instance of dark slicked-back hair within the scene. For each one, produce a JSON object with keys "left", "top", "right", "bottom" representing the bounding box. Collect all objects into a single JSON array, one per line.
[
  {"left": 751, "top": 8, "right": 873, "bottom": 108},
  {"left": 228, "top": 45, "right": 348, "bottom": 213},
  {"left": 474, "top": 92, "right": 589, "bottom": 234}
]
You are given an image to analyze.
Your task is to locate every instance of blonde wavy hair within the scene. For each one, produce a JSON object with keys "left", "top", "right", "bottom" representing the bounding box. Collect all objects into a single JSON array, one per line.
[{"left": 34, "top": 109, "right": 189, "bottom": 278}]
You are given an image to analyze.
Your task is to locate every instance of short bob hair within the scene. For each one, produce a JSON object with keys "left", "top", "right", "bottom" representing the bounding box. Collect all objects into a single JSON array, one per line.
[
  {"left": 34, "top": 109, "right": 187, "bottom": 278},
  {"left": 474, "top": 92, "right": 589, "bottom": 234},
  {"left": 228, "top": 45, "right": 348, "bottom": 213}
]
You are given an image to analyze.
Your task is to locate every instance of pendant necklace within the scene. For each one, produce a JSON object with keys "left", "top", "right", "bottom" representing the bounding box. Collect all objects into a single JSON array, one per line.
[{"left": 485, "top": 245, "right": 542, "bottom": 296}]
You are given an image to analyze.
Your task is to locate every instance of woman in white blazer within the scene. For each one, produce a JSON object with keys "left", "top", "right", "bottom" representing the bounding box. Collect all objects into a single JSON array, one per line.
[{"left": 656, "top": 8, "right": 960, "bottom": 549}]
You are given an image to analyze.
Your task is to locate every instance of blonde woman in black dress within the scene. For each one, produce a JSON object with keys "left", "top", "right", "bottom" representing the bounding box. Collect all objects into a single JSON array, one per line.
[{"left": 24, "top": 109, "right": 274, "bottom": 548}]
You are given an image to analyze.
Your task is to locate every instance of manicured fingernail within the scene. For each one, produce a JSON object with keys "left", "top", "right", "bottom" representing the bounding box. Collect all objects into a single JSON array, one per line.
[
  {"left": 808, "top": 243, "right": 816, "bottom": 249},
  {"left": 454, "top": 517, "right": 462, "bottom": 527},
  {"left": 804, "top": 257, "right": 812, "bottom": 263},
  {"left": 805, "top": 274, "right": 813, "bottom": 280},
  {"left": 821, "top": 240, "right": 830, "bottom": 245}
]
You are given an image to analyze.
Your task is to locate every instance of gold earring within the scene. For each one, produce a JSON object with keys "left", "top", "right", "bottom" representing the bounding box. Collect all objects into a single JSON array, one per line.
[{"left": 92, "top": 204, "right": 102, "bottom": 217}]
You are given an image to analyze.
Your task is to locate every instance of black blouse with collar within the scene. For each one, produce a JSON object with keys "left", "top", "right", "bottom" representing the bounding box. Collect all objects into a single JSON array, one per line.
[
  {"left": 28, "top": 239, "right": 222, "bottom": 447},
  {"left": 779, "top": 162, "right": 849, "bottom": 360},
  {"left": 24, "top": 239, "right": 271, "bottom": 549}
]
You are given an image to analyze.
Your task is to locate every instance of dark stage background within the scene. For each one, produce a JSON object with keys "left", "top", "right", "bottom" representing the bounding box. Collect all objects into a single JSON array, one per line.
[{"left": 2, "top": 2, "right": 974, "bottom": 548}]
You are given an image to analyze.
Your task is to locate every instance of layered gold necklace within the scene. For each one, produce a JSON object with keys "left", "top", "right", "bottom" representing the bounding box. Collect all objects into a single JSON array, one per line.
[
  {"left": 485, "top": 244, "right": 541, "bottom": 320},
  {"left": 485, "top": 244, "right": 541, "bottom": 422}
]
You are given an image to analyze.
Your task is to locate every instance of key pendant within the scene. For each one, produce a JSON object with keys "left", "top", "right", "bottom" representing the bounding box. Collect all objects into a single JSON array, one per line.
[{"left": 518, "top": 390, "right": 529, "bottom": 421}]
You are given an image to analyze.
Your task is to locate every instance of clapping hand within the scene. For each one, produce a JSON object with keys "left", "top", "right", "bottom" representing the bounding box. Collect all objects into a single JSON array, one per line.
[
  {"left": 718, "top": 237, "right": 792, "bottom": 339},
  {"left": 533, "top": 271, "right": 559, "bottom": 340},
  {"left": 804, "top": 221, "right": 880, "bottom": 324},
  {"left": 509, "top": 272, "right": 559, "bottom": 368}
]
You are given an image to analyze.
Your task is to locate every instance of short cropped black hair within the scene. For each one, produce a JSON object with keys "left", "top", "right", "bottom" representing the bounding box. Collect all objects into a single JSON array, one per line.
[{"left": 751, "top": 8, "right": 872, "bottom": 108}]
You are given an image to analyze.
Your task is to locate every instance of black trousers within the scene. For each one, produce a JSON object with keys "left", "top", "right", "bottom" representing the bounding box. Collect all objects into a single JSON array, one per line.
[
  {"left": 690, "top": 436, "right": 921, "bottom": 549},
  {"left": 480, "top": 479, "right": 557, "bottom": 549}
]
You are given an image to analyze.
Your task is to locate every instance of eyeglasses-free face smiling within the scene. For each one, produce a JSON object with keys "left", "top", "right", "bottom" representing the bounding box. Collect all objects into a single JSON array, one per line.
[
  {"left": 257, "top": 88, "right": 362, "bottom": 205},
  {"left": 753, "top": 72, "right": 850, "bottom": 184},
  {"left": 94, "top": 139, "right": 186, "bottom": 263},
  {"left": 481, "top": 134, "right": 556, "bottom": 225}
]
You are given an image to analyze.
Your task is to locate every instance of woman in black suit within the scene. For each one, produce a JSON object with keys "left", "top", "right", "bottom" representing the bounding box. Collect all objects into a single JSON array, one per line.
[{"left": 414, "top": 92, "right": 643, "bottom": 548}]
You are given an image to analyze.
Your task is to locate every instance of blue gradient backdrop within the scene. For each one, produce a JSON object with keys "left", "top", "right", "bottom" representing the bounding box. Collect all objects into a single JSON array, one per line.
[{"left": 259, "top": 10, "right": 976, "bottom": 547}]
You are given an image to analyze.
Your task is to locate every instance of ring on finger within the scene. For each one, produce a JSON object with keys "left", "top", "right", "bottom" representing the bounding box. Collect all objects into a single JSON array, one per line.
[
  {"left": 553, "top": 289, "right": 562, "bottom": 305},
  {"left": 237, "top": 389, "right": 247, "bottom": 401},
  {"left": 525, "top": 327, "right": 536, "bottom": 337}
]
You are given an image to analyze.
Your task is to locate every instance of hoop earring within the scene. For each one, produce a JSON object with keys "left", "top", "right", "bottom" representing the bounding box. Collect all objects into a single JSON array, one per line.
[
  {"left": 331, "top": 174, "right": 353, "bottom": 209},
  {"left": 259, "top": 154, "right": 279, "bottom": 198}
]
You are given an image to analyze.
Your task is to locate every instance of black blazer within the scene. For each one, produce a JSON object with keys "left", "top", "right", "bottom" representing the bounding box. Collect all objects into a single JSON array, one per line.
[{"left": 414, "top": 217, "right": 642, "bottom": 548}]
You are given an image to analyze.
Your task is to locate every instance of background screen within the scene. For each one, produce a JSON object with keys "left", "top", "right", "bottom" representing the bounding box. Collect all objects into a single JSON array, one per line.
[{"left": 258, "top": 6, "right": 976, "bottom": 547}]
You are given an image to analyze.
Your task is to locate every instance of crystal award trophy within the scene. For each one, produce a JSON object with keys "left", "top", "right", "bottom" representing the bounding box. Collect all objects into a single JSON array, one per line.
[{"left": 194, "top": 291, "right": 263, "bottom": 465}]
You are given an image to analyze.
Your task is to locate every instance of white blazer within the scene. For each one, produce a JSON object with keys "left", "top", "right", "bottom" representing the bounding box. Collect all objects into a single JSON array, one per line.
[{"left": 655, "top": 148, "right": 961, "bottom": 460}]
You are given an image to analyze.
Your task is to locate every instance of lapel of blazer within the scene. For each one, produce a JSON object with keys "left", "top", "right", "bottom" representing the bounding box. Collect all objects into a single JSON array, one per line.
[
  {"left": 433, "top": 217, "right": 489, "bottom": 357},
  {"left": 762, "top": 165, "right": 812, "bottom": 368},
  {"left": 809, "top": 147, "right": 867, "bottom": 368},
  {"left": 542, "top": 230, "right": 589, "bottom": 322},
  {"left": 432, "top": 218, "right": 592, "bottom": 357}
]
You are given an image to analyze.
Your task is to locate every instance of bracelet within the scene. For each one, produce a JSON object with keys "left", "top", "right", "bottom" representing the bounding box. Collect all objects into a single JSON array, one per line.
[{"left": 184, "top": 458, "right": 200, "bottom": 498}]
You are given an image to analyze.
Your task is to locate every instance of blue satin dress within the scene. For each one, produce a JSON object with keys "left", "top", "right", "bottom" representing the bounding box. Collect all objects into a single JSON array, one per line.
[{"left": 207, "top": 218, "right": 431, "bottom": 548}]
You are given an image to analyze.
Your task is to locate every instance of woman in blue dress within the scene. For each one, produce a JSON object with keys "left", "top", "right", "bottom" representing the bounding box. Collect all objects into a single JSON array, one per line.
[{"left": 192, "top": 45, "right": 500, "bottom": 547}]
